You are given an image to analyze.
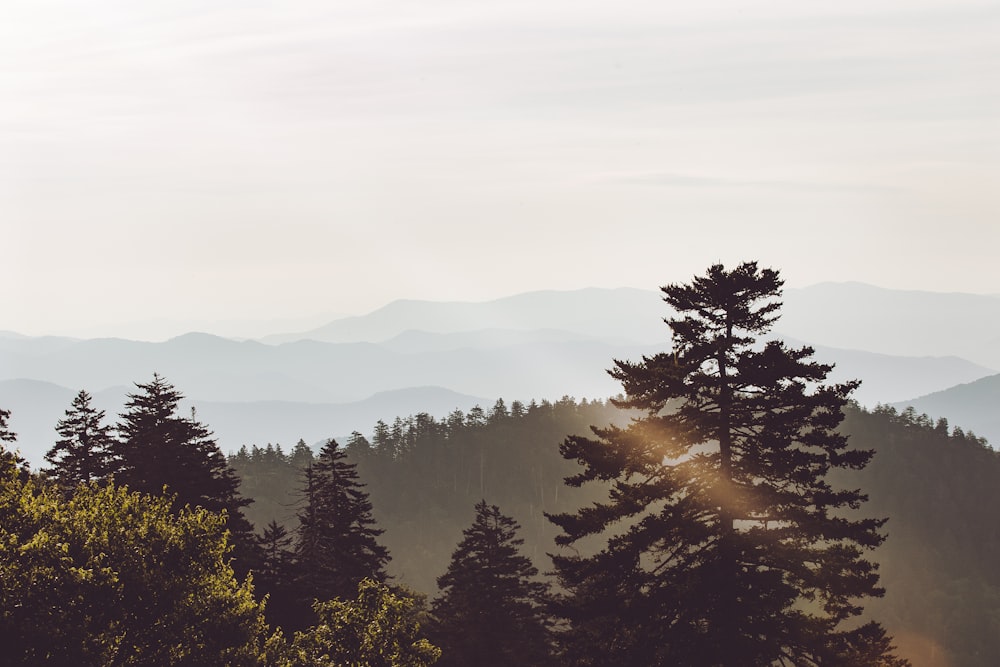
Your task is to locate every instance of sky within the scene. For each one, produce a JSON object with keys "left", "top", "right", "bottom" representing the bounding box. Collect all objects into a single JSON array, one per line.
[{"left": 3, "top": 0, "right": 998, "bottom": 340}]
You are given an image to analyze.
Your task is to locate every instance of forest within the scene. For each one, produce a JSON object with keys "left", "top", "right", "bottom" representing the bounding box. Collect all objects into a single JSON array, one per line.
[{"left": 3, "top": 263, "right": 998, "bottom": 666}]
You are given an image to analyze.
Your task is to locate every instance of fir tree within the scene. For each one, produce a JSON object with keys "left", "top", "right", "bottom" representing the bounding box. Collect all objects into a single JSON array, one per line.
[
  {"left": 0, "top": 408, "right": 28, "bottom": 472},
  {"left": 548, "top": 262, "right": 907, "bottom": 666},
  {"left": 289, "top": 438, "right": 314, "bottom": 469},
  {"left": 259, "top": 520, "right": 294, "bottom": 583},
  {"left": 256, "top": 519, "right": 297, "bottom": 630},
  {"left": 0, "top": 408, "right": 14, "bottom": 445},
  {"left": 44, "top": 390, "right": 116, "bottom": 488},
  {"left": 294, "top": 439, "right": 390, "bottom": 613},
  {"left": 115, "top": 374, "right": 246, "bottom": 513},
  {"left": 432, "top": 500, "right": 554, "bottom": 667},
  {"left": 113, "top": 374, "right": 258, "bottom": 572}
]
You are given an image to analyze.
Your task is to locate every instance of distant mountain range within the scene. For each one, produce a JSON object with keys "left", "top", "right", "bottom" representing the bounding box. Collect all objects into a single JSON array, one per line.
[
  {"left": 2, "top": 282, "right": 998, "bottom": 463},
  {"left": 780, "top": 282, "right": 1000, "bottom": 369},
  {"left": 260, "top": 288, "right": 667, "bottom": 345},
  {"left": 892, "top": 373, "right": 1000, "bottom": 445}
]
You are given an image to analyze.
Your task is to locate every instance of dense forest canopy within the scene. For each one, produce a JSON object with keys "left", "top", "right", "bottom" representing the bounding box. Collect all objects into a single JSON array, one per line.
[{"left": 226, "top": 397, "right": 999, "bottom": 666}]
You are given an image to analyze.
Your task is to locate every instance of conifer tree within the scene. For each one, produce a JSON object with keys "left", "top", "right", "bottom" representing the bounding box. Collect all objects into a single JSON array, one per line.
[
  {"left": 44, "top": 390, "right": 116, "bottom": 488},
  {"left": 294, "top": 439, "right": 390, "bottom": 612},
  {"left": 113, "top": 374, "right": 258, "bottom": 571},
  {"left": 431, "top": 500, "right": 554, "bottom": 667},
  {"left": 256, "top": 519, "right": 297, "bottom": 630},
  {"left": 260, "top": 519, "right": 294, "bottom": 576},
  {"left": 548, "top": 262, "right": 906, "bottom": 666},
  {"left": 0, "top": 408, "right": 14, "bottom": 445},
  {"left": 114, "top": 374, "right": 246, "bottom": 513},
  {"left": 289, "top": 438, "right": 314, "bottom": 469},
  {"left": 0, "top": 407, "right": 24, "bottom": 471}
]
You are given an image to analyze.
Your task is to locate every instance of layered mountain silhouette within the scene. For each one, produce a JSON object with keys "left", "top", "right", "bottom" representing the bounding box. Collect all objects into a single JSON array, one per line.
[{"left": 3, "top": 283, "right": 998, "bottom": 464}]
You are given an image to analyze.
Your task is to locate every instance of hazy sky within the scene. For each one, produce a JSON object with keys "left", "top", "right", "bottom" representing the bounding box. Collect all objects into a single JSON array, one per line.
[{"left": 4, "top": 0, "right": 998, "bottom": 339}]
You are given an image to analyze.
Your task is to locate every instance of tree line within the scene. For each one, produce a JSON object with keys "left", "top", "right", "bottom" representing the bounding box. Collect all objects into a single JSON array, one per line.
[{"left": 9, "top": 262, "right": 987, "bottom": 664}]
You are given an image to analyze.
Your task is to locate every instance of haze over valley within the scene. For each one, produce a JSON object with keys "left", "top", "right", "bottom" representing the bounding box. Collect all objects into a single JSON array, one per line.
[{"left": 3, "top": 281, "right": 999, "bottom": 466}]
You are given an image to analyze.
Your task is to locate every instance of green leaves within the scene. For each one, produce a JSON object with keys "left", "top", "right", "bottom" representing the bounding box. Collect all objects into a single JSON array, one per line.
[
  {"left": 287, "top": 579, "right": 440, "bottom": 667},
  {"left": 0, "top": 464, "right": 268, "bottom": 666}
]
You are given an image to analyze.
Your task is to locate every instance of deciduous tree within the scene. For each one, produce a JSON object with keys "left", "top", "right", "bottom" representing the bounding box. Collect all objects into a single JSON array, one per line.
[
  {"left": 287, "top": 579, "right": 440, "bottom": 667},
  {"left": 0, "top": 458, "right": 269, "bottom": 666}
]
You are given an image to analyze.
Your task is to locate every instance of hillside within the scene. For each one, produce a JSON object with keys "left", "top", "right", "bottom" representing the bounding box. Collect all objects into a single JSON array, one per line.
[
  {"left": 893, "top": 373, "right": 1000, "bottom": 445},
  {"left": 229, "top": 399, "right": 1000, "bottom": 667}
]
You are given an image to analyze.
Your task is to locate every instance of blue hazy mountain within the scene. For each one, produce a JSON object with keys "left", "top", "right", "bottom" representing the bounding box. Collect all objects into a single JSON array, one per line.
[
  {"left": 3, "top": 283, "right": 998, "bottom": 462},
  {"left": 261, "top": 288, "right": 667, "bottom": 345}
]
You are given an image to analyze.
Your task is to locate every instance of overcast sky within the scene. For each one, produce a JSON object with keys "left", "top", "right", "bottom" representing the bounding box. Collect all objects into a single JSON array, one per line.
[{"left": 4, "top": 0, "right": 998, "bottom": 339}]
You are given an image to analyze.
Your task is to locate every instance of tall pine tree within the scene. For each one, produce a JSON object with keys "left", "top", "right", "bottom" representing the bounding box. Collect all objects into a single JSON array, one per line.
[
  {"left": 113, "top": 374, "right": 258, "bottom": 572},
  {"left": 294, "top": 439, "right": 390, "bottom": 621},
  {"left": 44, "top": 390, "right": 116, "bottom": 488},
  {"left": 431, "top": 500, "right": 554, "bottom": 667},
  {"left": 548, "top": 262, "right": 906, "bottom": 666}
]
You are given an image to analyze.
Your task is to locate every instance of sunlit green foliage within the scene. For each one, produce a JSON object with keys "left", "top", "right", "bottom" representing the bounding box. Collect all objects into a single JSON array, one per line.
[
  {"left": 283, "top": 578, "right": 440, "bottom": 667},
  {"left": 0, "top": 458, "right": 269, "bottom": 666}
]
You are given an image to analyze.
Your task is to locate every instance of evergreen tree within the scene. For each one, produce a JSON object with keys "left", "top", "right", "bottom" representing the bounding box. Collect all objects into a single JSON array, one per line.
[
  {"left": 115, "top": 374, "right": 247, "bottom": 513},
  {"left": 256, "top": 519, "right": 298, "bottom": 630},
  {"left": 431, "top": 500, "right": 554, "bottom": 667},
  {"left": 113, "top": 374, "right": 258, "bottom": 572},
  {"left": 294, "top": 439, "right": 390, "bottom": 613},
  {"left": 346, "top": 430, "right": 372, "bottom": 459},
  {"left": 548, "top": 262, "right": 906, "bottom": 666},
  {"left": 260, "top": 519, "right": 294, "bottom": 572},
  {"left": 289, "top": 438, "right": 314, "bottom": 469},
  {"left": 44, "top": 389, "right": 116, "bottom": 488},
  {"left": 0, "top": 408, "right": 14, "bottom": 444},
  {"left": 0, "top": 407, "right": 27, "bottom": 471}
]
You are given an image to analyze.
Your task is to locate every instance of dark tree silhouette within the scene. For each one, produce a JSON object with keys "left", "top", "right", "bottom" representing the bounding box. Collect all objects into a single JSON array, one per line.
[
  {"left": 0, "top": 407, "right": 26, "bottom": 470},
  {"left": 259, "top": 519, "right": 294, "bottom": 583},
  {"left": 548, "top": 262, "right": 907, "bottom": 666},
  {"left": 113, "top": 374, "right": 258, "bottom": 572},
  {"left": 294, "top": 439, "right": 390, "bottom": 615},
  {"left": 255, "top": 518, "right": 297, "bottom": 630},
  {"left": 0, "top": 408, "right": 14, "bottom": 444},
  {"left": 431, "top": 500, "right": 554, "bottom": 667},
  {"left": 44, "top": 390, "right": 116, "bottom": 488}
]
